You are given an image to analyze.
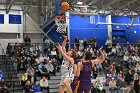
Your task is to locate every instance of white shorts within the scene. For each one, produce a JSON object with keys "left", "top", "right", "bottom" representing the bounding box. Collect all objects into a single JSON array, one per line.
[{"left": 59, "top": 72, "right": 74, "bottom": 85}]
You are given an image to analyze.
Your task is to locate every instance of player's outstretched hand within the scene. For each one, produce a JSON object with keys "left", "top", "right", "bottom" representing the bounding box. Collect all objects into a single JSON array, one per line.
[
  {"left": 56, "top": 43, "right": 63, "bottom": 51},
  {"left": 62, "top": 35, "right": 68, "bottom": 40},
  {"left": 98, "top": 46, "right": 103, "bottom": 51}
]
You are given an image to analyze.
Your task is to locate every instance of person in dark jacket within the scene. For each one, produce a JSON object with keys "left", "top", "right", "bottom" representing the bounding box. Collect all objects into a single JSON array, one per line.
[
  {"left": 125, "top": 70, "right": 133, "bottom": 85},
  {"left": 24, "top": 80, "right": 33, "bottom": 93}
]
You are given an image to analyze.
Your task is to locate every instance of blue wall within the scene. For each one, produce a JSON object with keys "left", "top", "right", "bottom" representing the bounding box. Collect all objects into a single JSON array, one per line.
[
  {"left": 111, "top": 16, "right": 140, "bottom": 43},
  {"left": 69, "top": 14, "right": 108, "bottom": 47}
]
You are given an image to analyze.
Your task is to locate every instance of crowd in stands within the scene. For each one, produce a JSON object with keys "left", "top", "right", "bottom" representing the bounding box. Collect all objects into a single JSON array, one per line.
[{"left": 5, "top": 36, "right": 140, "bottom": 93}]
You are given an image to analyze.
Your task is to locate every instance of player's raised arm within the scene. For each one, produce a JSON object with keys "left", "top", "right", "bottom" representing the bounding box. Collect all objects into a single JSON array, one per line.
[
  {"left": 62, "top": 35, "right": 67, "bottom": 52},
  {"left": 57, "top": 43, "right": 74, "bottom": 64},
  {"left": 92, "top": 46, "right": 105, "bottom": 66}
]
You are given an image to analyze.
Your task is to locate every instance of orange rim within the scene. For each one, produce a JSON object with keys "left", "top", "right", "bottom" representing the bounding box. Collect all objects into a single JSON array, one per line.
[{"left": 56, "top": 16, "right": 69, "bottom": 20}]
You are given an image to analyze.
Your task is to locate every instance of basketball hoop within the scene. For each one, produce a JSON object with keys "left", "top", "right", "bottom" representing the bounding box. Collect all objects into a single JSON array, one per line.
[{"left": 55, "top": 16, "right": 68, "bottom": 33}]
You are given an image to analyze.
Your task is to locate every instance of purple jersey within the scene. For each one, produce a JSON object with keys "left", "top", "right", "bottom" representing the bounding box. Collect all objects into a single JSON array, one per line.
[
  {"left": 78, "top": 61, "right": 92, "bottom": 93},
  {"left": 79, "top": 61, "right": 92, "bottom": 83}
]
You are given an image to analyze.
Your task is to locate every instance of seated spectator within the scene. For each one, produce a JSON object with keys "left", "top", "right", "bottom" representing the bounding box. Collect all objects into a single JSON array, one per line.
[
  {"left": 111, "top": 46, "right": 116, "bottom": 55},
  {"left": 92, "top": 66, "right": 98, "bottom": 79},
  {"left": 133, "top": 53, "right": 140, "bottom": 64},
  {"left": 117, "top": 71, "right": 124, "bottom": 81},
  {"left": 40, "top": 76, "right": 49, "bottom": 93},
  {"left": 51, "top": 48, "right": 57, "bottom": 58},
  {"left": 83, "top": 38, "right": 87, "bottom": 49},
  {"left": 133, "top": 68, "right": 139, "bottom": 93},
  {"left": 95, "top": 78, "right": 106, "bottom": 93},
  {"left": 74, "top": 36, "right": 79, "bottom": 48},
  {"left": 44, "top": 54, "right": 50, "bottom": 63},
  {"left": 26, "top": 66, "right": 34, "bottom": 83},
  {"left": 102, "top": 59, "right": 110, "bottom": 77},
  {"left": 24, "top": 80, "right": 33, "bottom": 93},
  {"left": 0, "top": 79, "right": 9, "bottom": 93},
  {"left": 33, "top": 81, "right": 41, "bottom": 93},
  {"left": 79, "top": 44, "right": 84, "bottom": 51},
  {"left": 17, "top": 57, "right": 26, "bottom": 73},
  {"left": 45, "top": 60, "right": 54, "bottom": 75},
  {"left": 115, "top": 64, "right": 122, "bottom": 74},
  {"left": 52, "top": 58, "right": 57, "bottom": 76},
  {"left": 38, "top": 62, "right": 50, "bottom": 80},
  {"left": 123, "top": 53, "right": 129, "bottom": 68},
  {"left": 135, "top": 61, "right": 140, "bottom": 71},
  {"left": 109, "top": 78, "right": 119, "bottom": 93},
  {"left": 21, "top": 73, "right": 28, "bottom": 86},
  {"left": 35, "top": 54, "right": 44, "bottom": 64},
  {"left": 125, "top": 70, "right": 133, "bottom": 85}
]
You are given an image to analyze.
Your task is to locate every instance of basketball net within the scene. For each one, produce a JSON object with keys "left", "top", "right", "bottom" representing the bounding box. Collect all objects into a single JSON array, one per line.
[{"left": 55, "top": 16, "right": 68, "bottom": 33}]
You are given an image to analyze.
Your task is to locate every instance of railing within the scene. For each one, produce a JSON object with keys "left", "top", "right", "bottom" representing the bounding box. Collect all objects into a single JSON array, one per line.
[{"left": 2, "top": 51, "right": 16, "bottom": 93}]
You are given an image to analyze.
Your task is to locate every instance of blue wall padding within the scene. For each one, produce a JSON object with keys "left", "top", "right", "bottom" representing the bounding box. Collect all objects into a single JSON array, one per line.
[
  {"left": 111, "top": 16, "right": 140, "bottom": 43},
  {"left": 69, "top": 14, "right": 108, "bottom": 47}
]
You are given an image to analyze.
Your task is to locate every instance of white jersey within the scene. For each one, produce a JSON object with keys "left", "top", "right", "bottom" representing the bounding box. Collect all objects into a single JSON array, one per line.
[{"left": 61, "top": 59, "right": 73, "bottom": 75}]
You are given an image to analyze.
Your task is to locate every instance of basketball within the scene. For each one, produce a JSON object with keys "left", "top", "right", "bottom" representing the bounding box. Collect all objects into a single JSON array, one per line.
[{"left": 61, "top": 2, "right": 69, "bottom": 11}]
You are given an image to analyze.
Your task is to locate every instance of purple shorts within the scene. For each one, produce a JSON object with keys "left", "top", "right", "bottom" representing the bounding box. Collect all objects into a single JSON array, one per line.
[{"left": 77, "top": 82, "right": 91, "bottom": 93}]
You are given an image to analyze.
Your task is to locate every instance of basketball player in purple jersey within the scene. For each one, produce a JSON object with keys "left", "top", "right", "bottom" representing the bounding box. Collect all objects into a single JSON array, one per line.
[{"left": 76, "top": 47, "right": 105, "bottom": 93}]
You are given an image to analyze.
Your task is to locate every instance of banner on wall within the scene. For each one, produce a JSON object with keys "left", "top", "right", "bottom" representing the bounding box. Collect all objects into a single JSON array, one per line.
[
  {"left": 0, "top": 14, "right": 4, "bottom": 24},
  {"left": 9, "top": 14, "right": 21, "bottom": 24}
]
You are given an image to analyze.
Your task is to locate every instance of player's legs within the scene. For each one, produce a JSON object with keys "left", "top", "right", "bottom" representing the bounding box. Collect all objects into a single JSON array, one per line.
[
  {"left": 59, "top": 85, "right": 66, "bottom": 93},
  {"left": 63, "top": 77, "right": 73, "bottom": 93}
]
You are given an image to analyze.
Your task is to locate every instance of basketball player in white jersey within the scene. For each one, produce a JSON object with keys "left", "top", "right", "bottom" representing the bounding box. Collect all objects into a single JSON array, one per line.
[{"left": 57, "top": 36, "right": 74, "bottom": 93}]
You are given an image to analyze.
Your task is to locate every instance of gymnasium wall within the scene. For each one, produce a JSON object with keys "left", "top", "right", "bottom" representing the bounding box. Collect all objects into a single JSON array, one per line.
[
  {"left": 0, "top": 5, "right": 42, "bottom": 54},
  {"left": 69, "top": 14, "right": 108, "bottom": 47},
  {"left": 112, "top": 16, "right": 140, "bottom": 43},
  {"left": 69, "top": 14, "right": 140, "bottom": 46}
]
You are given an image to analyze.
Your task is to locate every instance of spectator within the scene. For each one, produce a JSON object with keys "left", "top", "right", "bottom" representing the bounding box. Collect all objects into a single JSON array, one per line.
[
  {"left": 111, "top": 46, "right": 116, "bottom": 56},
  {"left": 125, "top": 70, "right": 133, "bottom": 85},
  {"left": 133, "top": 53, "right": 140, "bottom": 63},
  {"left": 24, "top": 80, "right": 33, "bottom": 93},
  {"left": 35, "top": 54, "right": 44, "bottom": 64},
  {"left": 105, "top": 38, "right": 112, "bottom": 51},
  {"left": 102, "top": 59, "right": 110, "bottom": 77},
  {"left": 88, "top": 38, "right": 94, "bottom": 45},
  {"left": 74, "top": 36, "right": 79, "bottom": 49},
  {"left": 94, "top": 78, "right": 106, "bottom": 93},
  {"left": 83, "top": 38, "right": 87, "bottom": 49},
  {"left": 79, "top": 44, "right": 84, "bottom": 51},
  {"left": 52, "top": 58, "right": 57, "bottom": 76},
  {"left": 133, "top": 68, "right": 139, "bottom": 93},
  {"left": 45, "top": 60, "right": 54, "bottom": 77},
  {"left": 112, "top": 37, "right": 116, "bottom": 47},
  {"left": 6, "top": 43, "right": 12, "bottom": 58},
  {"left": 0, "top": 79, "right": 9, "bottom": 93},
  {"left": 21, "top": 73, "right": 28, "bottom": 86},
  {"left": 26, "top": 66, "right": 35, "bottom": 83},
  {"left": 123, "top": 53, "right": 129, "bottom": 68},
  {"left": 115, "top": 64, "right": 122, "bottom": 74},
  {"left": 92, "top": 66, "right": 98, "bottom": 79},
  {"left": 33, "top": 81, "right": 41, "bottom": 93},
  {"left": 40, "top": 76, "right": 49, "bottom": 93},
  {"left": 43, "top": 54, "right": 49, "bottom": 63},
  {"left": 46, "top": 48, "right": 51, "bottom": 58},
  {"left": 109, "top": 78, "right": 119, "bottom": 93},
  {"left": 24, "top": 36, "right": 31, "bottom": 46},
  {"left": 93, "top": 36, "right": 97, "bottom": 43},
  {"left": 51, "top": 48, "right": 57, "bottom": 58},
  {"left": 136, "top": 61, "right": 140, "bottom": 71}
]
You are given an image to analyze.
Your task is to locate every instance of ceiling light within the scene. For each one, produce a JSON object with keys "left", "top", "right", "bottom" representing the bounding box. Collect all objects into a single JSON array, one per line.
[{"left": 77, "top": 2, "right": 83, "bottom": 4}]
